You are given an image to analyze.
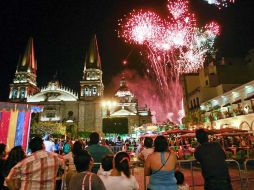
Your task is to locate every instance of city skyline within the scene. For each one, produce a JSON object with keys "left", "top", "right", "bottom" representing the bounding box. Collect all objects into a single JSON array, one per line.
[{"left": 0, "top": 0, "right": 254, "bottom": 101}]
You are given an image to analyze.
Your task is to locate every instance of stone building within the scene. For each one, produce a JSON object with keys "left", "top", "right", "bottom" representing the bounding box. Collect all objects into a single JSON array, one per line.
[{"left": 9, "top": 36, "right": 152, "bottom": 135}]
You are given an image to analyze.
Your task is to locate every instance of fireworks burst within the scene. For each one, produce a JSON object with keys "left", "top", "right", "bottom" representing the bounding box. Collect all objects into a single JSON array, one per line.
[
  {"left": 119, "top": 0, "right": 220, "bottom": 123},
  {"left": 203, "top": 0, "right": 235, "bottom": 9}
]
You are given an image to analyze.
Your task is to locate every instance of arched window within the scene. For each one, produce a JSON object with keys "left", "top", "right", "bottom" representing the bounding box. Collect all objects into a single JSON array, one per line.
[
  {"left": 20, "top": 87, "right": 26, "bottom": 98},
  {"left": 193, "top": 99, "right": 196, "bottom": 107},
  {"left": 83, "top": 87, "right": 91, "bottom": 96},
  {"left": 190, "top": 100, "right": 193, "bottom": 109},
  {"left": 92, "top": 86, "right": 97, "bottom": 96},
  {"left": 196, "top": 97, "right": 199, "bottom": 106},
  {"left": 12, "top": 88, "right": 18, "bottom": 99}
]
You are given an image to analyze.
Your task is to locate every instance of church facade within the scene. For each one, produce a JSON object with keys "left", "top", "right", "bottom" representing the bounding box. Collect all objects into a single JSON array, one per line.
[{"left": 9, "top": 36, "right": 151, "bottom": 135}]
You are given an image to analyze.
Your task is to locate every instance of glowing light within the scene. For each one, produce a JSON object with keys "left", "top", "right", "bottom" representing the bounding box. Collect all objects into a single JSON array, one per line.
[
  {"left": 119, "top": 0, "right": 220, "bottom": 123},
  {"left": 203, "top": 0, "right": 235, "bottom": 9},
  {"left": 119, "top": 0, "right": 220, "bottom": 74},
  {"left": 122, "top": 60, "right": 128, "bottom": 65}
]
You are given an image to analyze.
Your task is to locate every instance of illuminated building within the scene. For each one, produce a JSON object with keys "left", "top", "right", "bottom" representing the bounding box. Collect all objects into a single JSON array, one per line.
[
  {"left": 182, "top": 56, "right": 254, "bottom": 114},
  {"left": 101, "top": 75, "right": 152, "bottom": 134},
  {"left": 9, "top": 35, "right": 104, "bottom": 133},
  {"left": 8, "top": 35, "right": 151, "bottom": 135},
  {"left": 200, "top": 80, "right": 254, "bottom": 130}
]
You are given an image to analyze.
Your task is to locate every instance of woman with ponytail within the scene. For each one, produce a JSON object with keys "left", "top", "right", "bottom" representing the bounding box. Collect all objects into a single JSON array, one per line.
[{"left": 100, "top": 151, "right": 139, "bottom": 190}]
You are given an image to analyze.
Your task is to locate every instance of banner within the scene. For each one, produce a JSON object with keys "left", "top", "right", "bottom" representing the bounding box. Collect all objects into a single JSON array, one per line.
[{"left": 0, "top": 102, "right": 43, "bottom": 151}]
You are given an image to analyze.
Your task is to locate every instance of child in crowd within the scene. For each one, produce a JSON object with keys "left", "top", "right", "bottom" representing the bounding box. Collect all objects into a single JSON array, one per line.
[
  {"left": 175, "top": 170, "right": 189, "bottom": 190},
  {"left": 97, "top": 155, "right": 114, "bottom": 176},
  {"left": 99, "top": 151, "right": 139, "bottom": 190}
]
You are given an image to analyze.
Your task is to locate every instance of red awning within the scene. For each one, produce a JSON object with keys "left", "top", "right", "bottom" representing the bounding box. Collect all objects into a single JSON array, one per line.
[
  {"left": 232, "top": 99, "right": 241, "bottom": 104},
  {"left": 166, "top": 129, "right": 192, "bottom": 134},
  {"left": 244, "top": 94, "right": 254, "bottom": 101}
]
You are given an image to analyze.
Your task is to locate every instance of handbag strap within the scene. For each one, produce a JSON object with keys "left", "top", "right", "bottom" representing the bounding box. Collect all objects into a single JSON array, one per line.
[
  {"left": 152, "top": 152, "right": 170, "bottom": 175},
  {"left": 82, "top": 172, "right": 92, "bottom": 190}
]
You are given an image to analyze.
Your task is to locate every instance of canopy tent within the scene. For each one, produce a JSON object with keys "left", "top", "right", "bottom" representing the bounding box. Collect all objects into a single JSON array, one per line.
[
  {"left": 0, "top": 102, "right": 43, "bottom": 151},
  {"left": 211, "top": 128, "right": 248, "bottom": 134},
  {"left": 166, "top": 129, "right": 192, "bottom": 134}
]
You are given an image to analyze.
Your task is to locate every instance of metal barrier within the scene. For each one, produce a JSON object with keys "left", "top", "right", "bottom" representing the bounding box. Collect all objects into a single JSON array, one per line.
[
  {"left": 111, "top": 146, "right": 123, "bottom": 154},
  {"left": 244, "top": 158, "right": 254, "bottom": 189},
  {"left": 226, "top": 159, "right": 243, "bottom": 190}
]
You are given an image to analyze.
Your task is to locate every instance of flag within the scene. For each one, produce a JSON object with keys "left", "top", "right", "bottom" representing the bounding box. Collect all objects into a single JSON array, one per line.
[{"left": 0, "top": 102, "right": 43, "bottom": 151}]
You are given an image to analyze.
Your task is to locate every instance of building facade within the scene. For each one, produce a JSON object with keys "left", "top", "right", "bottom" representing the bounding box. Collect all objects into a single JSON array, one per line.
[
  {"left": 9, "top": 36, "right": 152, "bottom": 135},
  {"left": 182, "top": 55, "right": 254, "bottom": 128},
  {"left": 101, "top": 75, "right": 152, "bottom": 134},
  {"left": 200, "top": 80, "right": 254, "bottom": 131}
]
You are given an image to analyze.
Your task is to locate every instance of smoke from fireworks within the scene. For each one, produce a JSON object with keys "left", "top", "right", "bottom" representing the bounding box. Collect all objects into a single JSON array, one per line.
[
  {"left": 203, "top": 0, "right": 235, "bottom": 9},
  {"left": 119, "top": 0, "right": 220, "bottom": 124}
]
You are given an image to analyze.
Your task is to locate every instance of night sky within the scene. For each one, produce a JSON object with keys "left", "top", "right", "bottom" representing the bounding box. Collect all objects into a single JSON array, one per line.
[{"left": 0, "top": 0, "right": 254, "bottom": 101}]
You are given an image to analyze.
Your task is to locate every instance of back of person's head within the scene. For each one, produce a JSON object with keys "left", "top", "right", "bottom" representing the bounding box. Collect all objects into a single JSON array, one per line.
[
  {"left": 0, "top": 143, "right": 6, "bottom": 157},
  {"left": 5, "top": 146, "right": 25, "bottom": 175},
  {"left": 102, "top": 154, "right": 113, "bottom": 171},
  {"left": 114, "top": 151, "right": 130, "bottom": 178},
  {"left": 195, "top": 129, "right": 208, "bottom": 144},
  {"left": 117, "top": 136, "right": 121, "bottom": 141},
  {"left": 72, "top": 140, "right": 84, "bottom": 156},
  {"left": 89, "top": 132, "right": 99, "bottom": 145},
  {"left": 144, "top": 137, "right": 153, "bottom": 148},
  {"left": 154, "top": 135, "right": 168, "bottom": 152},
  {"left": 74, "top": 150, "right": 92, "bottom": 172},
  {"left": 175, "top": 170, "right": 185, "bottom": 185},
  {"left": 29, "top": 137, "right": 43, "bottom": 153}
]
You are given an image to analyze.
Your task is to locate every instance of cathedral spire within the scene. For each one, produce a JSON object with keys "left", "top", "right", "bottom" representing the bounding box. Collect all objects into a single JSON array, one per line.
[
  {"left": 17, "top": 37, "right": 37, "bottom": 74},
  {"left": 120, "top": 73, "right": 127, "bottom": 88},
  {"left": 9, "top": 37, "right": 39, "bottom": 102},
  {"left": 84, "top": 34, "right": 101, "bottom": 71}
]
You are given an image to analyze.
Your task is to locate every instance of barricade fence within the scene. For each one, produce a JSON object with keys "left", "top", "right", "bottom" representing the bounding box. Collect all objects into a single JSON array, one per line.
[{"left": 130, "top": 159, "right": 247, "bottom": 190}]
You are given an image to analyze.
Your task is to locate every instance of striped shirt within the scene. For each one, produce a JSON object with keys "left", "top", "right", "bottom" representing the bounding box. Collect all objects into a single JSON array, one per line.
[{"left": 7, "top": 150, "right": 64, "bottom": 190}]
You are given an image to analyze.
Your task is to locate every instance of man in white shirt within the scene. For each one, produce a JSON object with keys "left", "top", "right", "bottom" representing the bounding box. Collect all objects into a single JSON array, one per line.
[{"left": 43, "top": 134, "right": 55, "bottom": 152}]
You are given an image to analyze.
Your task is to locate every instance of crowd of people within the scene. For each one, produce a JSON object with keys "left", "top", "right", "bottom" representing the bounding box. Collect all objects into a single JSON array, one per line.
[{"left": 0, "top": 129, "right": 236, "bottom": 190}]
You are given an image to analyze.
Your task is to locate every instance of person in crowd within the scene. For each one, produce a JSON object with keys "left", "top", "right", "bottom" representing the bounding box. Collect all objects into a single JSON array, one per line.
[
  {"left": 174, "top": 170, "right": 189, "bottom": 190},
  {"left": 97, "top": 155, "right": 114, "bottom": 176},
  {"left": 101, "top": 139, "right": 112, "bottom": 151},
  {"left": 43, "top": 134, "right": 56, "bottom": 152},
  {"left": 0, "top": 144, "right": 7, "bottom": 190},
  {"left": 99, "top": 151, "right": 139, "bottom": 190},
  {"left": 4, "top": 146, "right": 26, "bottom": 178},
  {"left": 138, "top": 137, "right": 154, "bottom": 161},
  {"left": 64, "top": 140, "right": 86, "bottom": 187},
  {"left": 145, "top": 135, "right": 178, "bottom": 190},
  {"left": 6, "top": 137, "right": 64, "bottom": 190},
  {"left": 86, "top": 132, "right": 113, "bottom": 173},
  {"left": 55, "top": 139, "right": 59, "bottom": 154},
  {"left": 194, "top": 129, "right": 232, "bottom": 190},
  {"left": 63, "top": 139, "right": 72, "bottom": 155},
  {"left": 68, "top": 150, "right": 106, "bottom": 190},
  {"left": 135, "top": 139, "right": 144, "bottom": 156},
  {"left": 115, "top": 136, "right": 123, "bottom": 147}
]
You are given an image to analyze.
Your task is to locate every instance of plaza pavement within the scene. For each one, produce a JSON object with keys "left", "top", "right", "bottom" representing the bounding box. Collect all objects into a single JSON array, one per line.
[{"left": 131, "top": 164, "right": 254, "bottom": 190}]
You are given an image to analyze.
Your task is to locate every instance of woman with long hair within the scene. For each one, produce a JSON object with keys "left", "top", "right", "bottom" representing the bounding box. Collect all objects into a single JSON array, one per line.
[
  {"left": 100, "top": 151, "right": 139, "bottom": 190},
  {"left": 145, "top": 135, "right": 177, "bottom": 190},
  {"left": 5, "top": 146, "right": 26, "bottom": 176}
]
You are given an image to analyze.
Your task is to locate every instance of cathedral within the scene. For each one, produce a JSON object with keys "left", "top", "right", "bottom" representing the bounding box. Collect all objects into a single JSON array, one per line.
[{"left": 8, "top": 35, "right": 151, "bottom": 136}]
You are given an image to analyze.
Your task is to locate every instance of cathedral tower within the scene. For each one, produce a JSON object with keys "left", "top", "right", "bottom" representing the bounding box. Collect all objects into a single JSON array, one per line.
[
  {"left": 9, "top": 38, "right": 39, "bottom": 102},
  {"left": 80, "top": 35, "right": 104, "bottom": 100},
  {"left": 78, "top": 35, "right": 104, "bottom": 132}
]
